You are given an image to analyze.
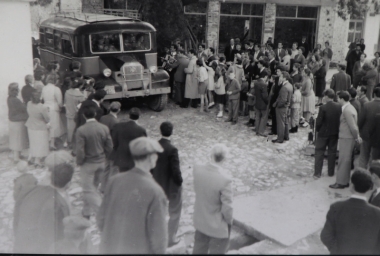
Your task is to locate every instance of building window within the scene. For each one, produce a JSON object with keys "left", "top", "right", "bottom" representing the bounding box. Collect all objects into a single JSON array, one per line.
[
  {"left": 184, "top": 2, "right": 207, "bottom": 45},
  {"left": 221, "top": 3, "right": 264, "bottom": 17},
  {"left": 348, "top": 20, "right": 363, "bottom": 43},
  {"left": 276, "top": 5, "right": 318, "bottom": 19}
]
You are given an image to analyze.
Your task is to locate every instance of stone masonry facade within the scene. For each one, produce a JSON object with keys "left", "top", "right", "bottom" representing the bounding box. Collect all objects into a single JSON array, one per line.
[
  {"left": 262, "top": 3, "right": 276, "bottom": 44},
  {"left": 82, "top": 0, "right": 103, "bottom": 13},
  {"left": 206, "top": 0, "right": 221, "bottom": 54}
]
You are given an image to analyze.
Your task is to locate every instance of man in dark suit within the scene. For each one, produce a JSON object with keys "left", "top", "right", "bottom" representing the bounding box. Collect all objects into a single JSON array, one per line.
[
  {"left": 255, "top": 60, "right": 268, "bottom": 79},
  {"left": 274, "top": 42, "right": 286, "bottom": 62},
  {"left": 99, "top": 101, "right": 121, "bottom": 193},
  {"left": 357, "top": 86, "right": 369, "bottom": 108},
  {"left": 369, "top": 161, "right": 380, "bottom": 208},
  {"left": 267, "top": 52, "right": 276, "bottom": 76},
  {"left": 330, "top": 64, "right": 351, "bottom": 99},
  {"left": 253, "top": 70, "right": 269, "bottom": 137},
  {"left": 321, "top": 170, "right": 380, "bottom": 255},
  {"left": 76, "top": 105, "right": 113, "bottom": 218},
  {"left": 111, "top": 107, "right": 147, "bottom": 172},
  {"left": 224, "top": 38, "right": 235, "bottom": 63},
  {"left": 314, "top": 89, "right": 342, "bottom": 178},
  {"left": 358, "top": 88, "right": 380, "bottom": 168},
  {"left": 151, "top": 122, "right": 183, "bottom": 247},
  {"left": 369, "top": 114, "right": 380, "bottom": 160},
  {"left": 252, "top": 44, "right": 265, "bottom": 77},
  {"left": 346, "top": 45, "right": 362, "bottom": 80},
  {"left": 100, "top": 101, "right": 120, "bottom": 134},
  {"left": 330, "top": 91, "right": 361, "bottom": 189},
  {"left": 299, "top": 36, "right": 309, "bottom": 57},
  {"left": 272, "top": 71, "right": 293, "bottom": 143},
  {"left": 169, "top": 49, "right": 190, "bottom": 107},
  {"left": 348, "top": 87, "right": 361, "bottom": 116},
  {"left": 76, "top": 90, "right": 107, "bottom": 129}
]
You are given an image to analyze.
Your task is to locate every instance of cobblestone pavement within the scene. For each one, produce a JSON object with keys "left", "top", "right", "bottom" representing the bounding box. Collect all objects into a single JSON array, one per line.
[{"left": 0, "top": 100, "right": 321, "bottom": 253}]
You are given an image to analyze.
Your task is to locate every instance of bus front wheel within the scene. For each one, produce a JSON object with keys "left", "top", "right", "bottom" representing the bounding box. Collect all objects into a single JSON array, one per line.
[{"left": 147, "top": 94, "right": 168, "bottom": 112}]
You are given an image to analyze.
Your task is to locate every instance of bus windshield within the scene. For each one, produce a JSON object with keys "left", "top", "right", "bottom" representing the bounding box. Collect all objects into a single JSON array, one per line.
[
  {"left": 91, "top": 33, "right": 121, "bottom": 53},
  {"left": 122, "top": 32, "right": 151, "bottom": 52}
]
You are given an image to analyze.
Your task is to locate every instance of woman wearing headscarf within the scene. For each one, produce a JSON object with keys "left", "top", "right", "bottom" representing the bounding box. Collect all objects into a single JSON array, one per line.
[
  {"left": 7, "top": 83, "right": 29, "bottom": 163},
  {"left": 25, "top": 91, "right": 50, "bottom": 167}
]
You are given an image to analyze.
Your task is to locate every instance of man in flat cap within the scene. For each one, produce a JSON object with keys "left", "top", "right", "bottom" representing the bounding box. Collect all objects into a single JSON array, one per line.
[
  {"left": 97, "top": 137, "right": 168, "bottom": 254},
  {"left": 110, "top": 107, "right": 147, "bottom": 172},
  {"left": 272, "top": 71, "right": 293, "bottom": 143},
  {"left": 49, "top": 215, "right": 94, "bottom": 254}
]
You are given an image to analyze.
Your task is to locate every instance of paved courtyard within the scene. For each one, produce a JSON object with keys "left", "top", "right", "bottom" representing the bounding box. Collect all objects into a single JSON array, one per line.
[{"left": 0, "top": 98, "right": 333, "bottom": 253}]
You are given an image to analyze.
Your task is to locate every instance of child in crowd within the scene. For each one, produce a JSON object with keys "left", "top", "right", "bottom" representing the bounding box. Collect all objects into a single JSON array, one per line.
[
  {"left": 225, "top": 71, "right": 241, "bottom": 124},
  {"left": 203, "top": 59, "right": 216, "bottom": 109},
  {"left": 197, "top": 59, "right": 209, "bottom": 112},
  {"left": 290, "top": 83, "right": 302, "bottom": 133},
  {"left": 214, "top": 65, "right": 227, "bottom": 118}
]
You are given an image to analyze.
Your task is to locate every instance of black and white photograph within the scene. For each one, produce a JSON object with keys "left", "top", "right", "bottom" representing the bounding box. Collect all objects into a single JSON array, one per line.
[{"left": 1, "top": 0, "right": 380, "bottom": 254}]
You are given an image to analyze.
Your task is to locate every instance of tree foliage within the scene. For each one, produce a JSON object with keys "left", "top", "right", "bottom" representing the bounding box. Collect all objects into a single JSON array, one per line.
[
  {"left": 129, "top": 0, "right": 188, "bottom": 50},
  {"left": 336, "top": 0, "right": 380, "bottom": 20}
]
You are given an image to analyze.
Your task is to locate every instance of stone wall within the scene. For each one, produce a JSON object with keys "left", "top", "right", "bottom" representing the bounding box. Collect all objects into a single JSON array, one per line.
[
  {"left": 262, "top": 3, "right": 276, "bottom": 44},
  {"left": 206, "top": 0, "right": 220, "bottom": 53},
  {"left": 317, "top": 4, "right": 349, "bottom": 64},
  {"left": 30, "top": 0, "right": 60, "bottom": 36}
]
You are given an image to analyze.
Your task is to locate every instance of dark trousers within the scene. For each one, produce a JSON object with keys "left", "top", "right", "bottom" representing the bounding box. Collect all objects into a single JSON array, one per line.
[
  {"left": 100, "top": 160, "right": 119, "bottom": 194},
  {"left": 193, "top": 230, "right": 230, "bottom": 254},
  {"left": 228, "top": 99, "right": 239, "bottom": 122},
  {"left": 174, "top": 82, "right": 185, "bottom": 104},
  {"left": 270, "top": 106, "right": 277, "bottom": 134},
  {"left": 314, "top": 135, "right": 338, "bottom": 177},
  {"left": 168, "top": 187, "right": 182, "bottom": 245},
  {"left": 275, "top": 107, "right": 289, "bottom": 142}
]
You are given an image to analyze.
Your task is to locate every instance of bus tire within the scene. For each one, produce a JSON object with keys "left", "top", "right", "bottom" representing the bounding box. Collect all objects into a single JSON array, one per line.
[{"left": 148, "top": 94, "right": 167, "bottom": 112}]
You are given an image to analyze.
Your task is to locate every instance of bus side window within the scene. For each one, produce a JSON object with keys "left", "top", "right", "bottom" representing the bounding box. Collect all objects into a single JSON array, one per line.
[
  {"left": 39, "top": 28, "right": 45, "bottom": 46},
  {"left": 62, "top": 39, "right": 73, "bottom": 56},
  {"left": 45, "top": 28, "right": 54, "bottom": 49},
  {"left": 54, "top": 32, "right": 62, "bottom": 51}
]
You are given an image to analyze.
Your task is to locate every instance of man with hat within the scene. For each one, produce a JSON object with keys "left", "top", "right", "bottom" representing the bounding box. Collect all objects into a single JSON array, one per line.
[
  {"left": 49, "top": 216, "right": 93, "bottom": 254},
  {"left": 97, "top": 137, "right": 168, "bottom": 254},
  {"left": 110, "top": 107, "right": 147, "bottom": 172},
  {"left": 272, "top": 71, "right": 293, "bottom": 143}
]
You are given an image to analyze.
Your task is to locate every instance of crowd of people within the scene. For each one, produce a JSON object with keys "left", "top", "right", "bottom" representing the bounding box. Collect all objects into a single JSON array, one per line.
[{"left": 6, "top": 34, "right": 380, "bottom": 254}]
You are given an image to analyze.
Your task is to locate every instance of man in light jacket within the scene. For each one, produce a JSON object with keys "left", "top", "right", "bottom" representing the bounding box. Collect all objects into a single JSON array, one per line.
[
  {"left": 330, "top": 91, "right": 362, "bottom": 189},
  {"left": 193, "top": 144, "right": 233, "bottom": 254}
]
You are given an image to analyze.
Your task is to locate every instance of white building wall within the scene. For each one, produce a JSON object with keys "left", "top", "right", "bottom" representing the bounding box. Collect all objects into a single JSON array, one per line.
[
  {"left": 364, "top": 13, "right": 380, "bottom": 59},
  {"left": 0, "top": 0, "right": 34, "bottom": 137}
]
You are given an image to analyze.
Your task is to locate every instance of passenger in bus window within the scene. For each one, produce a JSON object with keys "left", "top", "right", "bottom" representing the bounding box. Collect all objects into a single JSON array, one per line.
[{"left": 135, "top": 34, "right": 146, "bottom": 50}]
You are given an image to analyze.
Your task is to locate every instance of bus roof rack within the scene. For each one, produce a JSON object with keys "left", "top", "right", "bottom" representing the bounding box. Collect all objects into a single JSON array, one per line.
[{"left": 53, "top": 11, "right": 140, "bottom": 23}]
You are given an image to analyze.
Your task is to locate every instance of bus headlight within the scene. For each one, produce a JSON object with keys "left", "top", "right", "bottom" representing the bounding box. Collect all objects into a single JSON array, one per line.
[
  {"left": 149, "top": 66, "right": 158, "bottom": 73},
  {"left": 103, "top": 68, "right": 112, "bottom": 77}
]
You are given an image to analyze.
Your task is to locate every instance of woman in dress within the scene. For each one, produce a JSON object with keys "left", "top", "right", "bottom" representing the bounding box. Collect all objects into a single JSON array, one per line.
[
  {"left": 25, "top": 91, "right": 50, "bottom": 167},
  {"left": 314, "top": 59, "right": 327, "bottom": 106},
  {"left": 7, "top": 83, "right": 29, "bottom": 163},
  {"left": 41, "top": 74, "right": 65, "bottom": 150},
  {"left": 307, "top": 54, "right": 321, "bottom": 75},
  {"left": 300, "top": 68, "right": 315, "bottom": 124}
]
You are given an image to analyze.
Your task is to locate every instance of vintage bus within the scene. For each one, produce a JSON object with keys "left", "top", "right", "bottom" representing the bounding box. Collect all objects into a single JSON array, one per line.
[{"left": 39, "top": 13, "right": 170, "bottom": 111}]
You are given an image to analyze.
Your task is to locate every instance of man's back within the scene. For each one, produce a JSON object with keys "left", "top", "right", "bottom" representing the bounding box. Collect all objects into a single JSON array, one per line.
[
  {"left": 76, "top": 120, "right": 113, "bottom": 165},
  {"left": 97, "top": 168, "right": 167, "bottom": 254},
  {"left": 151, "top": 138, "right": 182, "bottom": 197},
  {"left": 111, "top": 121, "right": 147, "bottom": 171},
  {"left": 193, "top": 163, "right": 233, "bottom": 239},
  {"left": 21, "top": 84, "right": 35, "bottom": 104},
  {"left": 331, "top": 72, "right": 350, "bottom": 92},
  {"left": 14, "top": 186, "right": 70, "bottom": 253},
  {"left": 100, "top": 113, "right": 119, "bottom": 133},
  {"left": 254, "top": 79, "right": 268, "bottom": 110},
  {"left": 321, "top": 198, "right": 380, "bottom": 254},
  {"left": 350, "top": 99, "right": 361, "bottom": 116},
  {"left": 359, "top": 100, "right": 380, "bottom": 141},
  {"left": 174, "top": 57, "right": 190, "bottom": 83},
  {"left": 76, "top": 100, "right": 104, "bottom": 128},
  {"left": 316, "top": 101, "right": 342, "bottom": 137}
]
